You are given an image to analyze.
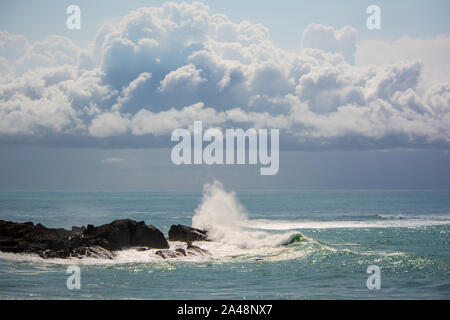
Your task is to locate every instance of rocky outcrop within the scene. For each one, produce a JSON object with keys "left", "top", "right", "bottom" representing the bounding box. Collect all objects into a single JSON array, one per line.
[
  {"left": 39, "top": 245, "right": 115, "bottom": 260},
  {"left": 186, "top": 242, "right": 210, "bottom": 256},
  {"left": 82, "top": 219, "right": 169, "bottom": 251},
  {"left": 0, "top": 220, "right": 74, "bottom": 254},
  {"left": 155, "top": 249, "right": 183, "bottom": 259},
  {"left": 79, "top": 246, "right": 115, "bottom": 259},
  {"left": 155, "top": 242, "right": 210, "bottom": 259},
  {"left": 0, "top": 219, "right": 169, "bottom": 259},
  {"left": 168, "top": 224, "right": 209, "bottom": 242}
]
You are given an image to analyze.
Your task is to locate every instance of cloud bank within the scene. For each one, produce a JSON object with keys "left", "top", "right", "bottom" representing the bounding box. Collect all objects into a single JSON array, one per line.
[{"left": 1, "top": 1, "right": 449, "bottom": 150}]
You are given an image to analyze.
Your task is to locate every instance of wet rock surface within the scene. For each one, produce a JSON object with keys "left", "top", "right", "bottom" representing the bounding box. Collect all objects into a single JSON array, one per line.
[
  {"left": 0, "top": 219, "right": 169, "bottom": 259},
  {"left": 82, "top": 219, "right": 169, "bottom": 251},
  {"left": 168, "top": 224, "right": 209, "bottom": 242},
  {"left": 155, "top": 242, "right": 210, "bottom": 259}
]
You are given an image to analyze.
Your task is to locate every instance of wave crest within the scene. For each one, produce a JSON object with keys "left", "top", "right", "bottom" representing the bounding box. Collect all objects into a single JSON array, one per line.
[{"left": 192, "top": 180, "right": 303, "bottom": 248}]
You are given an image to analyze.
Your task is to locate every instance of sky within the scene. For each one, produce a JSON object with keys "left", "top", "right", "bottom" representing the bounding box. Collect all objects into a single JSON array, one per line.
[
  {"left": 0, "top": 0, "right": 449, "bottom": 190},
  {"left": 1, "top": 0, "right": 449, "bottom": 48}
]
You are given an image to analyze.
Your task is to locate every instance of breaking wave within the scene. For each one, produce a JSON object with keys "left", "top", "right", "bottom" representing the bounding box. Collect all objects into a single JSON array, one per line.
[
  {"left": 244, "top": 217, "right": 450, "bottom": 231},
  {"left": 1, "top": 181, "right": 448, "bottom": 266},
  {"left": 376, "top": 214, "right": 450, "bottom": 221},
  {"left": 192, "top": 180, "right": 303, "bottom": 248}
]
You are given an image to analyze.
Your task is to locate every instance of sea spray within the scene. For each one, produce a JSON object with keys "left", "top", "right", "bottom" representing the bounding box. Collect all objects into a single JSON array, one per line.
[{"left": 192, "top": 180, "right": 302, "bottom": 248}]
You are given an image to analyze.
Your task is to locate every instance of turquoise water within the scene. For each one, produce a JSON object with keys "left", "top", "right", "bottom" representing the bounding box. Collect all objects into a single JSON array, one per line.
[{"left": 0, "top": 188, "right": 449, "bottom": 299}]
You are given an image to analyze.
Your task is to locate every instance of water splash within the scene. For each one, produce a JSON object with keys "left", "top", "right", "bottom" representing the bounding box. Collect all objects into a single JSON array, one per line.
[{"left": 192, "top": 180, "right": 302, "bottom": 248}]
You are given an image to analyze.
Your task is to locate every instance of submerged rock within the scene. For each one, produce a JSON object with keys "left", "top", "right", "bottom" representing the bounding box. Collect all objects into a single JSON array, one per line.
[
  {"left": 168, "top": 224, "right": 209, "bottom": 242},
  {"left": 84, "top": 246, "right": 115, "bottom": 259},
  {"left": 38, "top": 246, "right": 115, "bottom": 260},
  {"left": 155, "top": 249, "right": 184, "bottom": 259},
  {"left": 175, "top": 248, "right": 187, "bottom": 256},
  {"left": 155, "top": 242, "right": 210, "bottom": 259},
  {"left": 186, "top": 242, "right": 210, "bottom": 256}
]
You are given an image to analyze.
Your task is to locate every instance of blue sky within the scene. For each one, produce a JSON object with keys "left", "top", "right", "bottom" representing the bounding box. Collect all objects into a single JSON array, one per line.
[
  {"left": 0, "top": 1, "right": 449, "bottom": 190},
  {"left": 1, "top": 0, "right": 449, "bottom": 49}
]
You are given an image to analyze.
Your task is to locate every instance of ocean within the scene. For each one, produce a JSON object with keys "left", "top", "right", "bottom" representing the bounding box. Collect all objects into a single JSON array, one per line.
[{"left": 0, "top": 182, "right": 449, "bottom": 299}]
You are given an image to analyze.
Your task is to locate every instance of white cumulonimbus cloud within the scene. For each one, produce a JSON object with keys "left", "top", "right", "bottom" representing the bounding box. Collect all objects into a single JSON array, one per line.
[{"left": 0, "top": 1, "right": 449, "bottom": 150}]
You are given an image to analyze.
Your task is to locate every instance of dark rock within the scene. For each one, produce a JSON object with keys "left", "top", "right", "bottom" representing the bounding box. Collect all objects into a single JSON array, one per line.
[
  {"left": 39, "top": 249, "right": 69, "bottom": 259},
  {"left": 186, "top": 242, "right": 210, "bottom": 256},
  {"left": 155, "top": 249, "right": 183, "bottom": 259},
  {"left": 0, "top": 220, "right": 71, "bottom": 254},
  {"left": 0, "top": 219, "right": 168, "bottom": 259},
  {"left": 155, "top": 243, "right": 210, "bottom": 259},
  {"left": 84, "top": 246, "right": 114, "bottom": 259},
  {"left": 175, "top": 248, "right": 187, "bottom": 256},
  {"left": 168, "top": 224, "right": 209, "bottom": 242},
  {"left": 83, "top": 219, "right": 169, "bottom": 251},
  {"left": 131, "top": 221, "right": 169, "bottom": 249},
  {"left": 38, "top": 246, "right": 115, "bottom": 260},
  {"left": 71, "top": 226, "right": 85, "bottom": 235}
]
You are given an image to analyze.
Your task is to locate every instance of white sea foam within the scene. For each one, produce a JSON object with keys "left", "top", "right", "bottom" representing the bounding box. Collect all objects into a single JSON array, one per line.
[
  {"left": 1, "top": 182, "right": 446, "bottom": 266},
  {"left": 0, "top": 182, "right": 308, "bottom": 265},
  {"left": 376, "top": 214, "right": 450, "bottom": 221},
  {"left": 192, "top": 180, "right": 301, "bottom": 248},
  {"left": 0, "top": 239, "right": 313, "bottom": 266},
  {"left": 244, "top": 215, "right": 450, "bottom": 230}
]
